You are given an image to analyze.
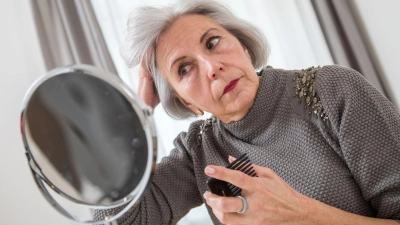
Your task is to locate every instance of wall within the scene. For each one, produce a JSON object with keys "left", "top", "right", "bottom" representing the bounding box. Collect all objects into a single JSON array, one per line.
[
  {"left": 352, "top": 0, "right": 400, "bottom": 108},
  {"left": 0, "top": 0, "right": 80, "bottom": 224}
]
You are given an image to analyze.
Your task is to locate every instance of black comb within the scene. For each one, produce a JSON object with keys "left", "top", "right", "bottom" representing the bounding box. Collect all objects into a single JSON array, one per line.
[{"left": 206, "top": 153, "right": 257, "bottom": 197}]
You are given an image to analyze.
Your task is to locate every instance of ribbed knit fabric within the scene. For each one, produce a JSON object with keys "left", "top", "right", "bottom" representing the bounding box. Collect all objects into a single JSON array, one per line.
[{"left": 94, "top": 65, "right": 400, "bottom": 224}]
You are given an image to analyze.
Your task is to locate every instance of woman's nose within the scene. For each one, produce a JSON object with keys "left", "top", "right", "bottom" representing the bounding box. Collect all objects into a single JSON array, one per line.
[{"left": 199, "top": 56, "right": 224, "bottom": 80}]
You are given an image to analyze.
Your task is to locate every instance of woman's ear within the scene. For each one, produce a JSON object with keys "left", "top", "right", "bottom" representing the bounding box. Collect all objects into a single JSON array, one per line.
[{"left": 176, "top": 95, "right": 200, "bottom": 114}]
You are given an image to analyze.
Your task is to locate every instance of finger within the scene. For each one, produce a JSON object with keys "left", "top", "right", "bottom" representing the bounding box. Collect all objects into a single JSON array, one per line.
[
  {"left": 139, "top": 59, "right": 152, "bottom": 79},
  {"left": 252, "top": 164, "right": 277, "bottom": 179},
  {"left": 137, "top": 61, "right": 160, "bottom": 108},
  {"left": 212, "top": 210, "right": 247, "bottom": 225},
  {"left": 205, "top": 165, "right": 254, "bottom": 190},
  {"left": 228, "top": 155, "right": 235, "bottom": 163},
  {"left": 138, "top": 78, "right": 157, "bottom": 108},
  {"left": 215, "top": 212, "right": 246, "bottom": 225},
  {"left": 203, "top": 191, "right": 244, "bottom": 213}
]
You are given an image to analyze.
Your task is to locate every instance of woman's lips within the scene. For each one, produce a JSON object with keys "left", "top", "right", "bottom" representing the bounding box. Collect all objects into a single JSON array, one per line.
[{"left": 223, "top": 78, "right": 240, "bottom": 95}]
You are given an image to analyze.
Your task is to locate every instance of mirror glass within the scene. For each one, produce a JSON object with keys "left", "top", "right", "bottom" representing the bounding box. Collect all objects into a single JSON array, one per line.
[{"left": 21, "top": 65, "right": 156, "bottom": 223}]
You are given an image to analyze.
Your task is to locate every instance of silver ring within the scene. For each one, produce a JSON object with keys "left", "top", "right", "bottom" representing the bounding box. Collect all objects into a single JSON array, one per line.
[{"left": 236, "top": 195, "right": 248, "bottom": 214}]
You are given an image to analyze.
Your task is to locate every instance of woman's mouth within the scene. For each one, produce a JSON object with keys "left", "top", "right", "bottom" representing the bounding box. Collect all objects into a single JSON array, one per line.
[{"left": 223, "top": 78, "right": 240, "bottom": 95}]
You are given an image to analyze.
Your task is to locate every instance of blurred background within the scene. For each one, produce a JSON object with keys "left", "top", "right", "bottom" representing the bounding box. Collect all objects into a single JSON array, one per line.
[{"left": 1, "top": 0, "right": 399, "bottom": 224}]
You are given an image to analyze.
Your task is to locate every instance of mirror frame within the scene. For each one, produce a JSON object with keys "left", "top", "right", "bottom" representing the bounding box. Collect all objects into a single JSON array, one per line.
[{"left": 20, "top": 64, "right": 157, "bottom": 223}]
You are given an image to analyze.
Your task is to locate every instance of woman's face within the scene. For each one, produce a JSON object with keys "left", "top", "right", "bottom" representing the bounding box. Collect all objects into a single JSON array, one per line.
[{"left": 156, "top": 14, "right": 260, "bottom": 123}]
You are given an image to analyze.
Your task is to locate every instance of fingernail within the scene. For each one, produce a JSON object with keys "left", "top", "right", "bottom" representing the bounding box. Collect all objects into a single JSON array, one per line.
[
  {"left": 203, "top": 192, "right": 207, "bottom": 199},
  {"left": 205, "top": 166, "right": 215, "bottom": 174},
  {"left": 228, "top": 155, "right": 236, "bottom": 161}
]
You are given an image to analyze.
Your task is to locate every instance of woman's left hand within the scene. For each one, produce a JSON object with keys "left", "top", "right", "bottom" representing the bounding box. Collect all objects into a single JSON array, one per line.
[{"left": 203, "top": 158, "right": 312, "bottom": 225}]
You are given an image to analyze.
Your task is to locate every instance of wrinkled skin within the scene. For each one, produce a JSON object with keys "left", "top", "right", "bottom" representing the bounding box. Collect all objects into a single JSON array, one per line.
[
  {"left": 150, "top": 14, "right": 259, "bottom": 123},
  {"left": 137, "top": 14, "right": 398, "bottom": 225}
]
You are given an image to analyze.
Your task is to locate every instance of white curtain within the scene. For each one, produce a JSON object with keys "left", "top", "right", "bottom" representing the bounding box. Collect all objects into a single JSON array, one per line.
[
  {"left": 91, "top": 1, "right": 333, "bottom": 224},
  {"left": 31, "top": 0, "right": 117, "bottom": 74}
]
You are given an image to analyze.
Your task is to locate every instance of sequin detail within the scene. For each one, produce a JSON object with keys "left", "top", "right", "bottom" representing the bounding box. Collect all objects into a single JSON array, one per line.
[
  {"left": 197, "top": 116, "right": 216, "bottom": 143},
  {"left": 293, "top": 66, "right": 328, "bottom": 121}
]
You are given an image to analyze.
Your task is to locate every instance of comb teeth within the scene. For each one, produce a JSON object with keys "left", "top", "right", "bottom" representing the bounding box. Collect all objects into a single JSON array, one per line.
[
  {"left": 229, "top": 153, "right": 258, "bottom": 177},
  {"left": 206, "top": 153, "right": 257, "bottom": 197},
  {"left": 227, "top": 153, "right": 258, "bottom": 196}
]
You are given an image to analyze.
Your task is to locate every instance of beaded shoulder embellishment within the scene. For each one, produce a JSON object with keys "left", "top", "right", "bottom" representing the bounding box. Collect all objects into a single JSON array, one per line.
[
  {"left": 197, "top": 116, "right": 217, "bottom": 143},
  {"left": 293, "top": 66, "right": 328, "bottom": 121}
]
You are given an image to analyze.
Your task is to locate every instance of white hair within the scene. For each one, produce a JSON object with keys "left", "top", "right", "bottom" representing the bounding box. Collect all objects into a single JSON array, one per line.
[{"left": 121, "top": 0, "right": 270, "bottom": 119}]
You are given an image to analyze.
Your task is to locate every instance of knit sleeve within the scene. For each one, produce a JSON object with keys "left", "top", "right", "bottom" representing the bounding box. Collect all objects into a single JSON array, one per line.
[
  {"left": 93, "top": 120, "right": 204, "bottom": 225},
  {"left": 317, "top": 65, "right": 400, "bottom": 220}
]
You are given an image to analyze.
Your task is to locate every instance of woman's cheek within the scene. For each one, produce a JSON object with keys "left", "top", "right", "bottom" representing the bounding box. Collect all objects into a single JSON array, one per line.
[{"left": 181, "top": 75, "right": 197, "bottom": 95}]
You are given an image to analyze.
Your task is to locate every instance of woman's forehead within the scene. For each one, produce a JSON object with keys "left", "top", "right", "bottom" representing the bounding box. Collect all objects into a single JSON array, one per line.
[{"left": 156, "top": 15, "right": 226, "bottom": 70}]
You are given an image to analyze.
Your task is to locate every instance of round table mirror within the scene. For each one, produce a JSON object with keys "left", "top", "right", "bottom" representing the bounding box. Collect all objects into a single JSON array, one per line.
[{"left": 20, "top": 65, "right": 157, "bottom": 224}]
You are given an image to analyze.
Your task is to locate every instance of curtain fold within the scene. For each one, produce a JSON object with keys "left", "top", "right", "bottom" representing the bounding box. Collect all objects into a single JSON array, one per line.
[
  {"left": 311, "top": 0, "right": 388, "bottom": 98},
  {"left": 30, "top": 0, "right": 117, "bottom": 75}
]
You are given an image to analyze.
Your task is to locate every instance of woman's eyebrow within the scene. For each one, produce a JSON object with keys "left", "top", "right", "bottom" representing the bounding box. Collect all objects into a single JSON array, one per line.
[
  {"left": 170, "top": 56, "right": 186, "bottom": 72},
  {"left": 200, "top": 28, "right": 218, "bottom": 43}
]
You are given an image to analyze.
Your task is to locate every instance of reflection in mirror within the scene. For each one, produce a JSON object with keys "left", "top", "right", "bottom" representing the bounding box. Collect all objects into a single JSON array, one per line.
[{"left": 21, "top": 65, "right": 156, "bottom": 223}]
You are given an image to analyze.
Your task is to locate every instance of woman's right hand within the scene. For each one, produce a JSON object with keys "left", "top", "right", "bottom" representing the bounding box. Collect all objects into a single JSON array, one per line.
[{"left": 137, "top": 61, "right": 160, "bottom": 108}]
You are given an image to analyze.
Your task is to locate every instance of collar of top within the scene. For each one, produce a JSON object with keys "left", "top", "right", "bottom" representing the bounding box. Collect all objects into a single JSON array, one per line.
[{"left": 216, "top": 67, "right": 283, "bottom": 142}]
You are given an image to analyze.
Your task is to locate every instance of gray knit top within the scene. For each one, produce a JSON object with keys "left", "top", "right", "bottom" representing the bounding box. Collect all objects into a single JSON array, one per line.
[{"left": 95, "top": 65, "right": 400, "bottom": 224}]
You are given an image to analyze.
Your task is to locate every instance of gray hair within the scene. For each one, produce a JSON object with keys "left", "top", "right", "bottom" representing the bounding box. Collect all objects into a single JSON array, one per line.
[{"left": 121, "top": 0, "right": 270, "bottom": 119}]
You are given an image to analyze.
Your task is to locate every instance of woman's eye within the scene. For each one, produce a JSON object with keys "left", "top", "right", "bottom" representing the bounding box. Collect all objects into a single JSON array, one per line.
[
  {"left": 206, "top": 36, "right": 220, "bottom": 50},
  {"left": 179, "top": 64, "right": 192, "bottom": 76}
]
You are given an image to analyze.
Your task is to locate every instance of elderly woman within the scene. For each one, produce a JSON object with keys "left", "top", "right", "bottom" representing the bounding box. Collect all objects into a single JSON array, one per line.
[{"left": 95, "top": 0, "right": 400, "bottom": 224}]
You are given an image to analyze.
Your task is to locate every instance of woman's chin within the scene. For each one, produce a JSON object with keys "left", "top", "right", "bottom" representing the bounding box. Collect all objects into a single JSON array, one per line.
[{"left": 217, "top": 95, "right": 254, "bottom": 123}]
